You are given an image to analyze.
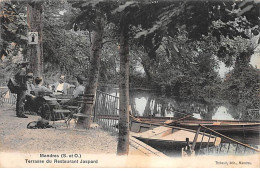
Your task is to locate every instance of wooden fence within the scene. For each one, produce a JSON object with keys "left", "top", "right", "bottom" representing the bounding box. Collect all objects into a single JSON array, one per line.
[
  {"left": 0, "top": 87, "right": 17, "bottom": 106},
  {"left": 93, "top": 90, "right": 119, "bottom": 135}
]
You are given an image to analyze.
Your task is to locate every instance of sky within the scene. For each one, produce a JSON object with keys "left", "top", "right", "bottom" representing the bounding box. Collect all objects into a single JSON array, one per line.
[
  {"left": 215, "top": 43, "right": 260, "bottom": 80},
  {"left": 250, "top": 50, "right": 260, "bottom": 69}
]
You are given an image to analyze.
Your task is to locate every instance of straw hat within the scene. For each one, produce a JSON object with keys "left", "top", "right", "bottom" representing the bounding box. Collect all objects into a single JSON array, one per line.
[{"left": 26, "top": 72, "right": 34, "bottom": 78}]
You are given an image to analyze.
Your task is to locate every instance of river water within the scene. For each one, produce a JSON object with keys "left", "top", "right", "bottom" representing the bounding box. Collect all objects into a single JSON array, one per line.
[
  {"left": 98, "top": 87, "right": 260, "bottom": 156},
  {"left": 100, "top": 87, "right": 259, "bottom": 121}
]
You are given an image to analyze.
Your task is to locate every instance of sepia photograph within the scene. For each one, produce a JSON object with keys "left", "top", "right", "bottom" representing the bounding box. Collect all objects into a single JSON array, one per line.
[{"left": 0, "top": 0, "right": 259, "bottom": 168}]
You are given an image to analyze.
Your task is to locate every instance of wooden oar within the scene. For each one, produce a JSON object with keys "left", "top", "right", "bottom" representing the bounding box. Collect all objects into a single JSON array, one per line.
[
  {"left": 132, "top": 114, "right": 194, "bottom": 125},
  {"left": 164, "top": 114, "right": 194, "bottom": 125}
]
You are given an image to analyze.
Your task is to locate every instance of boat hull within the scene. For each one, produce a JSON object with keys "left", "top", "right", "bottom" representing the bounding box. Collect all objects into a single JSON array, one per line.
[
  {"left": 130, "top": 119, "right": 221, "bottom": 156},
  {"left": 173, "top": 123, "right": 260, "bottom": 145},
  {"left": 135, "top": 117, "right": 260, "bottom": 145}
]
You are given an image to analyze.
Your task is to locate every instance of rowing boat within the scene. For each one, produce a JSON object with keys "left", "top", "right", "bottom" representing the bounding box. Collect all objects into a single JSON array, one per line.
[
  {"left": 130, "top": 117, "right": 221, "bottom": 156},
  {"left": 134, "top": 117, "right": 260, "bottom": 144},
  {"left": 173, "top": 121, "right": 260, "bottom": 135},
  {"left": 135, "top": 116, "right": 260, "bottom": 134}
]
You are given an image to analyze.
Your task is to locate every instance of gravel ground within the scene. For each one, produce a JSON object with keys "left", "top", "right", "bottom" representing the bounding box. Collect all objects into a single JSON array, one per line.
[{"left": 0, "top": 104, "right": 118, "bottom": 154}]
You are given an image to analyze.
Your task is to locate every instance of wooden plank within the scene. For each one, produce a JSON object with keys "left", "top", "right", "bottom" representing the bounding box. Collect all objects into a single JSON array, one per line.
[
  {"left": 134, "top": 126, "right": 172, "bottom": 139},
  {"left": 53, "top": 109, "right": 71, "bottom": 113},
  {"left": 73, "top": 113, "right": 93, "bottom": 118},
  {"left": 129, "top": 135, "right": 168, "bottom": 157},
  {"left": 132, "top": 125, "right": 217, "bottom": 145},
  {"left": 43, "top": 96, "right": 57, "bottom": 101},
  {"left": 66, "top": 106, "right": 78, "bottom": 109}
]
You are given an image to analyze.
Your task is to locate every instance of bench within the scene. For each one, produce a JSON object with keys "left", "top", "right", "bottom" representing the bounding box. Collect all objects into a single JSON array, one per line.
[
  {"left": 66, "top": 106, "right": 79, "bottom": 113},
  {"left": 73, "top": 113, "right": 93, "bottom": 122},
  {"left": 52, "top": 109, "right": 71, "bottom": 127},
  {"left": 62, "top": 94, "right": 95, "bottom": 128}
]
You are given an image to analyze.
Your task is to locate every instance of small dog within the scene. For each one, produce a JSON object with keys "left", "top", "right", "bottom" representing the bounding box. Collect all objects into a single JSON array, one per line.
[{"left": 27, "top": 119, "right": 54, "bottom": 129}]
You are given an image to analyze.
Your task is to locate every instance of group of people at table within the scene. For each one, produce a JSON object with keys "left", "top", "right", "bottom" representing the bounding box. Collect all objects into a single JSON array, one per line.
[{"left": 17, "top": 73, "right": 85, "bottom": 118}]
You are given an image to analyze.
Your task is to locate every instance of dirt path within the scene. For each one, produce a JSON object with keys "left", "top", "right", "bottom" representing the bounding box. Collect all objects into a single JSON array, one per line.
[{"left": 0, "top": 104, "right": 118, "bottom": 154}]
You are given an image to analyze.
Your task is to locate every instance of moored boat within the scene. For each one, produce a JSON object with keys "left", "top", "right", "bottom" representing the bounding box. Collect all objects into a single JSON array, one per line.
[
  {"left": 134, "top": 116, "right": 260, "bottom": 144},
  {"left": 130, "top": 117, "right": 221, "bottom": 156},
  {"left": 135, "top": 116, "right": 260, "bottom": 134}
]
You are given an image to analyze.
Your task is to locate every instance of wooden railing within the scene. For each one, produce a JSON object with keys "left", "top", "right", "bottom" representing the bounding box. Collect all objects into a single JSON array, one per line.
[
  {"left": 0, "top": 87, "right": 17, "bottom": 105},
  {"left": 93, "top": 90, "right": 119, "bottom": 134}
]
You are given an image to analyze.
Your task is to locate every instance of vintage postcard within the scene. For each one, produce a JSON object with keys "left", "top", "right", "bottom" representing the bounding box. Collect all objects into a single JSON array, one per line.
[{"left": 0, "top": 0, "right": 259, "bottom": 168}]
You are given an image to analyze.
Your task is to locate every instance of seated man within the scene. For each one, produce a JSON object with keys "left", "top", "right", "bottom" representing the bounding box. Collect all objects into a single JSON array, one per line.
[
  {"left": 34, "top": 77, "right": 52, "bottom": 96},
  {"left": 49, "top": 75, "right": 71, "bottom": 95},
  {"left": 33, "top": 77, "right": 53, "bottom": 118},
  {"left": 73, "top": 77, "right": 85, "bottom": 98},
  {"left": 64, "top": 76, "right": 85, "bottom": 106}
]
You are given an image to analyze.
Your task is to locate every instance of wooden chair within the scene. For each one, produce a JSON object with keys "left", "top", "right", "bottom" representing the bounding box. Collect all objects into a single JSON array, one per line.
[{"left": 66, "top": 94, "right": 95, "bottom": 127}]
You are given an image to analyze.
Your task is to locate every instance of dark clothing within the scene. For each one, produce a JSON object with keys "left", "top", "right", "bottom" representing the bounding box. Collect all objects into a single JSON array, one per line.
[
  {"left": 24, "top": 95, "right": 37, "bottom": 112},
  {"left": 14, "top": 69, "right": 33, "bottom": 117},
  {"left": 26, "top": 85, "right": 53, "bottom": 114},
  {"left": 14, "top": 67, "right": 27, "bottom": 116},
  {"left": 16, "top": 89, "right": 26, "bottom": 116},
  {"left": 12, "top": 63, "right": 30, "bottom": 118}
]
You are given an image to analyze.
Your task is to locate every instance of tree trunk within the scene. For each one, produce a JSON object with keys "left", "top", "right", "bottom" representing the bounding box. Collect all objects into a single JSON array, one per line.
[
  {"left": 129, "top": 93, "right": 137, "bottom": 116},
  {"left": 76, "top": 12, "right": 105, "bottom": 129},
  {"left": 153, "top": 99, "right": 158, "bottom": 117},
  {"left": 141, "top": 61, "right": 152, "bottom": 82},
  {"left": 161, "top": 101, "right": 166, "bottom": 117},
  {"left": 27, "top": 2, "right": 43, "bottom": 77},
  {"left": 117, "top": 14, "right": 130, "bottom": 155}
]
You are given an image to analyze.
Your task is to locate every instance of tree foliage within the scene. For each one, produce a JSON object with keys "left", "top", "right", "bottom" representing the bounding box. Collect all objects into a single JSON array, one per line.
[
  {"left": 0, "top": 1, "right": 28, "bottom": 77},
  {"left": 0, "top": 0, "right": 259, "bottom": 120}
]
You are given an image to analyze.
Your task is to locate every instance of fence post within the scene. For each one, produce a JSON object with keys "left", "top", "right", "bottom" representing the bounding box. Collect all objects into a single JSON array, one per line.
[{"left": 191, "top": 126, "right": 201, "bottom": 153}]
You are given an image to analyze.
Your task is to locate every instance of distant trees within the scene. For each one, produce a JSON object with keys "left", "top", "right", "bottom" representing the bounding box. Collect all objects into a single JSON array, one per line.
[
  {"left": 42, "top": 1, "right": 91, "bottom": 78},
  {"left": 0, "top": 1, "right": 28, "bottom": 75}
]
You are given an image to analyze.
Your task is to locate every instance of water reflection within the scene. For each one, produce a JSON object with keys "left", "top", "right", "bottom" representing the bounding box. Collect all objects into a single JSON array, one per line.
[
  {"left": 100, "top": 86, "right": 259, "bottom": 121},
  {"left": 212, "top": 106, "right": 234, "bottom": 120}
]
